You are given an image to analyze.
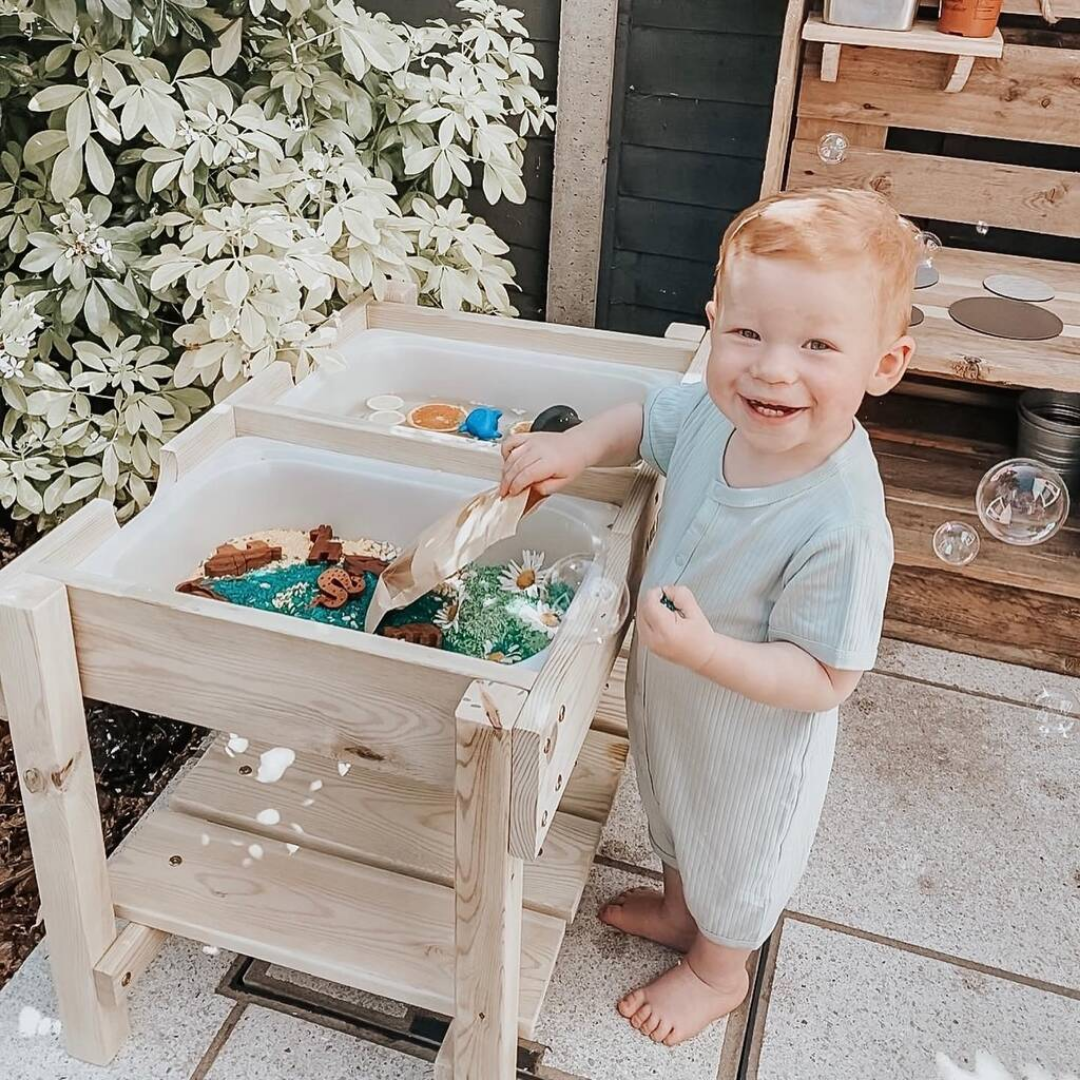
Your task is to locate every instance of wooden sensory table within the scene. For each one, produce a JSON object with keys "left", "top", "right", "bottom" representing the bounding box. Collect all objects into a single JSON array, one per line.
[
  {"left": 0, "top": 299, "right": 709, "bottom": 1080},
  {"left": 763, "top": 0, "right": 1080, "bottom": 676}
]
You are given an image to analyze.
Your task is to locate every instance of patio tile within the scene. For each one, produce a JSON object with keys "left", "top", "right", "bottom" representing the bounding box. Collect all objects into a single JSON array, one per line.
[
  {"left": 755, "top": 919, "right": 1080, "bottom": 1080},
  {"left": 791, "top": 672, "right": 1080, "bottom": 990},
  {"left": 204, "top": 1004, "right": 433, "bottom": 1079},
  {"left": 875, "top": 638, "right": 1080, "bottom": 708},
  {"left": 597, "top": 753, "right": 662, "bottom": 874},
  {"left": 0, "top": 934, "right": 235, "bottom": 1079},
  {"left": 534, "top": 863, "right": 727, "bottom": 1080}
]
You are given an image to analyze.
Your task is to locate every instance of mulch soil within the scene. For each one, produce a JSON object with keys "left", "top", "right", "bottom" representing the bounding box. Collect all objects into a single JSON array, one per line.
[{"left": 0, "top": 513, "right": 204, "bottom": 990}]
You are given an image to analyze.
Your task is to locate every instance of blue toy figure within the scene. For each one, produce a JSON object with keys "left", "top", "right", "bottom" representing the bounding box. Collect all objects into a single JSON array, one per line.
[{"left": 461, "top": 407, "right": 503, "bottom": 441}]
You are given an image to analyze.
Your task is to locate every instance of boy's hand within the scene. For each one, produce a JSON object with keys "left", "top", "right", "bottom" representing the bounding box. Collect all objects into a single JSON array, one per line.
[
  {"left": 500, "top": 431, "right": 589, "bottom": 497},
  {"left": 636, "top": 586, "right": 717, "bottom": 674}
]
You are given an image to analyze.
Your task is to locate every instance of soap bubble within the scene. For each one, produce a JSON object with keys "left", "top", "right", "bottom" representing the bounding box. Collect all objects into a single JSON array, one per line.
[
  {"left": 1033, "top": 688, "right": 1077, "bottom": 737},
  {"left": 975, "top": 458, "right": 1070, "bottom": 546},
  {"left": 976, "top": 220, "right": 990, "bottom": 236},
  {"left": 933, "top": 521, "right": 980, "bottom": 566},
  {"left": 817, "top": 131, "right": 849, "bottom": 165},
  {"left": 917, "top": 230, "right": 942, "bottom": 267},
  {"left": 547, "top": 554, "right": 630, "bottom": 644}
]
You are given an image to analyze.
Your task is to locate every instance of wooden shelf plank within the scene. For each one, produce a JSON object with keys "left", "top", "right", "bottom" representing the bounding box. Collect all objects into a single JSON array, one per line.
[
  {"left": 803, "top": 14, "right": 1004, "bottom": 58},
  {"left": 109, "top": 810, "right": 565, "bottom": 1037},
  {"left": 171, "top": 737, "right": 602, "bottom": 923}
]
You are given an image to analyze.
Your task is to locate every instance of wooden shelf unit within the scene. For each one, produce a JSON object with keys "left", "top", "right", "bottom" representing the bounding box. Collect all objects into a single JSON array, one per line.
[
  {"left": 802, "top": 14, "right": 1003, "bottom": 91},
  {"left": 766, "top": 0, "right": 1080, "bottom": 675}
]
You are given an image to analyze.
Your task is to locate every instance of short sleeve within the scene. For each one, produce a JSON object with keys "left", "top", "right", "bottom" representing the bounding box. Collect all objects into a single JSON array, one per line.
[
  {"left": 767, "top": 524, "right": 894, "bottom": 671},
  {"left": 640, "top": 382, "right": 708, "bottom": 476}
]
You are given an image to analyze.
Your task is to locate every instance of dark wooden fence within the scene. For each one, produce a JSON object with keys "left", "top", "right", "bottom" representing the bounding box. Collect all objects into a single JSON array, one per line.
[{"left": 595, "top": 0, "right": 788, "bottom": 336}]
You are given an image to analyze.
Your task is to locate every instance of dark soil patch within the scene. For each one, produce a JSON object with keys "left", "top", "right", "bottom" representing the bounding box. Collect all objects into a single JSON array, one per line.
[{"left": 0, "top": 514, "right": 204, "bottom": 989}]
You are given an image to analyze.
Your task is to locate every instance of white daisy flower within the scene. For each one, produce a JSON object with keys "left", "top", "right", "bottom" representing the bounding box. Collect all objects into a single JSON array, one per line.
[
  {"left": 483, "top": 641, "right": 523, "bottom": 665},
  {"left": 434, "top": 598, "right": 462, "bottom": 632},
  {"left": 499, "top": 550, "right": 548, "bottom": 597},
  {"left": 514, "top": 599, "right": 561, "bottom": 638}
]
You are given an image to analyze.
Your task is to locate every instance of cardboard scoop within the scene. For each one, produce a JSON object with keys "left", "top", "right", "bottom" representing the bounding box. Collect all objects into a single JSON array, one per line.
[{"left": 364, "top": 485, "right": 545, "bottom": 633}]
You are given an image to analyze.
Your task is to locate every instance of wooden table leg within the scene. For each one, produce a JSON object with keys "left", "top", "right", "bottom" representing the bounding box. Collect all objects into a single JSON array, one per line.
[
  {"left": 453, "top": 683, "right": 528, "bottom": 1080},
  {"left": 0, "top": 575, "right": 130, "bottom": 1064}
]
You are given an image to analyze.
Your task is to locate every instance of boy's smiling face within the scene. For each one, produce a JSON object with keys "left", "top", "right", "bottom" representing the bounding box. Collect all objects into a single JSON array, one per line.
[{"left": 705, "top": 252, "right": 913, "bottom": 464}]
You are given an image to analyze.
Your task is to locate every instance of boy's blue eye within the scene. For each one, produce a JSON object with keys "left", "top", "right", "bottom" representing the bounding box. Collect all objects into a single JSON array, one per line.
[
  {"left": 806, "top": 339, "right": 833, "bottom": 352},
  {"left": 733, "top": 328, "right": 760, "bottom": 340}
]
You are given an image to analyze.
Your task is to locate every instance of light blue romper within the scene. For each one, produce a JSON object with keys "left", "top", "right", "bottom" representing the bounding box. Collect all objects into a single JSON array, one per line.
[{"left": 626, "top": 381, "right": 894, "bottom": 948}]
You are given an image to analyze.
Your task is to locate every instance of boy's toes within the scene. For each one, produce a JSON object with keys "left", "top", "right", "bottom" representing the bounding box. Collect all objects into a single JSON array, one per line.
[
  {"left": 617, "top": 988, "right": 645, "bottom": 1019},
  {"left": 651, "top": 1019, "right": 675, "bottom": 1044},
  {"left": 641, "top": 1011, "right": 662, "bottom": 1037},
  {"left": 630, "top": 1004, "right": 651, "bottom": 1030}
]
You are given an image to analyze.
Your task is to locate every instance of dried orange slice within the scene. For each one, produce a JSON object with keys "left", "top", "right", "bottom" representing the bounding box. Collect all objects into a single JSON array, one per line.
[
  {"left": 510, "top": 420, "right": 533, "bottom": 436},
  {"left": 407, "top": 403, "right": 467, "bottom": 432}
]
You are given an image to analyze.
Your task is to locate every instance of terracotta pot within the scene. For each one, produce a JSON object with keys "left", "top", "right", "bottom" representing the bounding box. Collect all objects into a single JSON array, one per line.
[{"left": 938, "top": 0, "right": 1003, "bottom": 36}]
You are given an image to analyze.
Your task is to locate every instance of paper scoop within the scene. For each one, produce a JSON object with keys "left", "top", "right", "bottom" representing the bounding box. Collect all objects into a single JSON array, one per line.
[{"left": 364, "top": 485, "right": 545, "bottom": 634}]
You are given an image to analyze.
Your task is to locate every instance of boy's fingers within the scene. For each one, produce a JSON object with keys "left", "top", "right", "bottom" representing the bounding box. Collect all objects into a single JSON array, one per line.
[{"left": 501, "top": 433, "right": 527, "bottom": 460}]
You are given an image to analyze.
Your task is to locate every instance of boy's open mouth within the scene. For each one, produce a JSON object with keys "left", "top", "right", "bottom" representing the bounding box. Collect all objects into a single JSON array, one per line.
[{"left": 743, "top": 397, "right": 806, "bottom": 420}]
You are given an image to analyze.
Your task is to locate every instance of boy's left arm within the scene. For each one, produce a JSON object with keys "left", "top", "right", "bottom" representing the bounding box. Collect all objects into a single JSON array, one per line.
[{"left": 637, "top": 588, "right": 862, "bottom": 712}]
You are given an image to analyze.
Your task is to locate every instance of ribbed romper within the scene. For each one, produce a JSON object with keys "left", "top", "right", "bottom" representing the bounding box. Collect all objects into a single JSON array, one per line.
[{"left": 626, "top": 381, "right": 894, "bottom": 948}]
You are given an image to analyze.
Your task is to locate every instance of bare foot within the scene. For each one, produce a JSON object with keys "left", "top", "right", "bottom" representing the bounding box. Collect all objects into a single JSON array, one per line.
[
  {"left": 598, "top": 887, "right": 697, "bottom": 952},
  {"left": 617, "top": 959, "right": 749, "bottom": 1046}
]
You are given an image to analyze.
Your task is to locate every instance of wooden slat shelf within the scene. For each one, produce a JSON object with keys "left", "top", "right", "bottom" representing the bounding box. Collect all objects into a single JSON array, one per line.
[
  {"left": 109, "top": 810, "right": 565, "bottom": 1037},
  {"left": 171, "top": 736, "right": 608, "bottom": 923},
  {"left": 802, "top": 14, "right": 1002, "bottom": 90}
]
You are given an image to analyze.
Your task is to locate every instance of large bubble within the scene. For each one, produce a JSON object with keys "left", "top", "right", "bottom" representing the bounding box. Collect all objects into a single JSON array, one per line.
[
  {"left": 1033, "top": 688, "right": 1076, "bottom": 738},
  {"left": 975, "top": 458, "right": 1070, "bottom": 546},
  {"left": 817, "top": 131, "right": 848, "bottom": 165},
  {"left": 547, "top": 554, "right": 630, "bottom": 645}
]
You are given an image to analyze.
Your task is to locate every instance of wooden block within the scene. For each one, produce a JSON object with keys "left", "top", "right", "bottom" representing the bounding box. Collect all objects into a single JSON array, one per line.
[
  {"left": 0, "top": 576, "right": 129, "bottom": 1064},
  {"left": 802, "top": 15, "right": 1003, "bottom": 59},
  {"left": 794, "top": 115, "right": 888, "bottom": 150},
  {"left": 232, "top": 403, "right": 638, "bottom": 507},
  {"left": 227, "top": 361, "right": 294, "bottom": 406},
  {"left": 592, "top": 656, "right": 629, "bottom": 738},
  {"left": 943, "top": 54, "right": 976, "bottom": 93},
  {"left": 454, "top": 681, "right": 526, "bottom": 1077},
  {"left": 94, "top": 923, "right": 169, "bottom": 1009},
  {"left": 435, "top": 1023, "right": 455, "bottom": 1080},
  {"left": 788, "top": 139, "right": 1080, "bottom": 239},
  {"left": 366, "top": 301, "right": 696, "bottom": 372},
  {"left": 108, "top": 810, "right": 565, "bottom": 1037},
  {"left": 761, "top": 0, "right": 810, "bottom": 196},
  {"left": 820, "top": 42, "right": 840, "bottom": 82},
  {"left": 664, "top": 322, "right": 707, "bottom": 344},
  {"left": 62, "top": 575, "right": 532, "bottom": 787},
  {"left": 173, "top": 735, "right": 601, "bottom": 922}
]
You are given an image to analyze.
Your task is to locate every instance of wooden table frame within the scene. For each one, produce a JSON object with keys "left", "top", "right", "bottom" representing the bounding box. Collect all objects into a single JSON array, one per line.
[{"left": 0, "top": 300, "right": 708, "bottom": 1079}]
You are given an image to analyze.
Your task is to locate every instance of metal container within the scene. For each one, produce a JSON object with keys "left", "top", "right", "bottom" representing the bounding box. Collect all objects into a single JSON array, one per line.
[
  {"left": 1017, "top": 389, "right": 1080, "bottom": 497},
  {"left": 823, "top": 0, "right": 920, "bottom": 30}
]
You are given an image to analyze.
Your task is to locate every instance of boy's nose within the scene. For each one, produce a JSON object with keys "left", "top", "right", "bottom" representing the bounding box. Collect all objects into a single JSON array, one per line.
[{"left": 749, "top": 348, "right": 798, "bottom": 384}]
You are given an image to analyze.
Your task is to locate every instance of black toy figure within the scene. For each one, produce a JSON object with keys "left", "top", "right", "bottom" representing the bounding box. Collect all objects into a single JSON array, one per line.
[{"left": 531, "top": 404, "right": 582, "bottom": 434}]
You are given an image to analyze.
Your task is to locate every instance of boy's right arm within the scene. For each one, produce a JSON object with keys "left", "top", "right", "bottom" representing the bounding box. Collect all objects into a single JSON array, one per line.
[{"left": 500, "top": 402, "right": 644, "bottom": 497}]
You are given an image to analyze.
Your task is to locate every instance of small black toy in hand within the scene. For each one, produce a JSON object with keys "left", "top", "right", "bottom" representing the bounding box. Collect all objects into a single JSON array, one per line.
[{"left": 531, "top": 404, "right": 582, "bottom": 434}]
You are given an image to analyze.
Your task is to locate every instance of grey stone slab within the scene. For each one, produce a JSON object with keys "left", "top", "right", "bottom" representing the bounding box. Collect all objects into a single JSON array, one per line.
[
  {"left": 535, "top": 863, "right": 727, "bottom": 1080},
  {"left": 791, "top": 672, "right": 1080, "bottom": 990},
  {"left": 205, "top": 1004, "right": 433, "bottom": 1079},
  {"left": 0, "top": 934, "right": 235, "bottom": 1079},
  {"left": 875, "top": 638, "right": 1080, "bottom": 709},
  {"left": 261, "top": 963, "right": 408, "bottom": 1019},
  {"left": 756, "top": 919, "right": 1080, "bottom": 1080},
  {"left": 598, "top": 753, "right": 663, "bottom": 874}
]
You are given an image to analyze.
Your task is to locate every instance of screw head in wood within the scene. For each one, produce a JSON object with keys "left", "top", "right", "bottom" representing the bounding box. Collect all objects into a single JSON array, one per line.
[
  {"left": 556, "top": 774, "right": 563, "bottom": 791},
  {"left": 169, "top": 855, "right": 183, "bottom": 866},
  {"left": 557, "top": 706, "right": 565, "bottom": 723},
  {"left": 238, "top": 765, "right": 252, "bottom": 775},
  {"left": 541, "top": 811, "right": 548, "bottom": 827},
  {"left": 121, "top": 972, "right": 132, "bottom": 987},
  {"left": 22, "top": 768, "right": 45, "bottom": 794}
]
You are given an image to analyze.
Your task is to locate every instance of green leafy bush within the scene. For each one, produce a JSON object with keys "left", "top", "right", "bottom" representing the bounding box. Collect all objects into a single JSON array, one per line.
[{"left": 0, "top": 0, "right": 553, "bottom": 526}]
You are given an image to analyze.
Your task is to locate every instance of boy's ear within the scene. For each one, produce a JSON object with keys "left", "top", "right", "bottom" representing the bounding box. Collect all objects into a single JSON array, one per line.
[
  {"left": 705, "top": 299, "right": 717, "bottom": 328},
  {"left": 867, "top": 334, "right": 915, "bottom": 397}
]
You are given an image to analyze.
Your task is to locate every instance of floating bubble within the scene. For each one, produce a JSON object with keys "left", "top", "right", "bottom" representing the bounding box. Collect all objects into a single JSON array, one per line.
[
  {"left": 255, "top": 809, "right": 280, "bottom": 826},
  {"left": 976, "top": 220, "right": 990, "bottom": 236},
  {"left": 817, "top": 131, "right": 849, "bottom": 165},
  {"left": 932, "top": 521, "right": 980, "bottom": 566},
  {"left": 547, "top": 555, "right": 630, "bottom": 644},
  {"left": 975, "top": 458, "right": 1070, "bottom": 546},
  {"left": 1033, "top": 688, "right": 1077, "bottom": 737},
  {"left": 916, "top": 230, "right": 942, "bottom": 267}
]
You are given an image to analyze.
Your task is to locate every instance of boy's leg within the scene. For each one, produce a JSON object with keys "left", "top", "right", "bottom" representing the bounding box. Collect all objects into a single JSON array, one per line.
[
  {"left": 618, "top": 933, "right": 750, "bottom": 1046},
  {"left": 598, "top": 863, "right": 697, "bottom": 952}
]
